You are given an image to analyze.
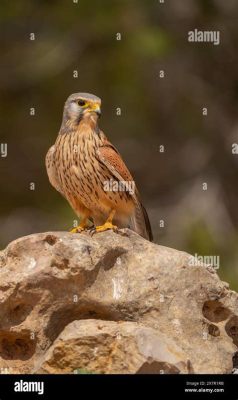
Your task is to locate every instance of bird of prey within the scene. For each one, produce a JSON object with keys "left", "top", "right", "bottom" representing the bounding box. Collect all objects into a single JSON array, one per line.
[{"left": 46, "top": 93, "right": 153, "bottom": 241}]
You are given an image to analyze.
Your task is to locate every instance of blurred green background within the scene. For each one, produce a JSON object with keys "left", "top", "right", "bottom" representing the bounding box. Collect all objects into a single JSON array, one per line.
[{"left": 1, "top": 0, "right": 238, "bottom": 289}]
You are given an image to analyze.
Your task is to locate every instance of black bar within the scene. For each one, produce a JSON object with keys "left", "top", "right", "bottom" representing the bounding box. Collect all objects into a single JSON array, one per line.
[{"left": 0, "top": 374, "right": 237, "bottom": 399}]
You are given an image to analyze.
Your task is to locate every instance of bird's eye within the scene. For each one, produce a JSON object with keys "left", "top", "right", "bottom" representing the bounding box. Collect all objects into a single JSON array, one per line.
[{"left": 77, "top": 100, "right": 86, "bottom": 107}]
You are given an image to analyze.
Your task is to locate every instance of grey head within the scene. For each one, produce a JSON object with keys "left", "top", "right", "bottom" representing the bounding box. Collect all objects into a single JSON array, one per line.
[{"left": 62, "top": 92, "right": 102, "bottom": 126}]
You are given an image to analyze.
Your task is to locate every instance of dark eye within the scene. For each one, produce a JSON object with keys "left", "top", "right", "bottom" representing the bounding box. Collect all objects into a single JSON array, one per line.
[{"left": 77, "top": 99, "right": 86, "bottom": 107}]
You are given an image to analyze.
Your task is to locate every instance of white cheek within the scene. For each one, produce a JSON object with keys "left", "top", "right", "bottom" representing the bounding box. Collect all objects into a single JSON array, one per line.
[{"left": 69, "top": 102, "right": 80, "bottom": 117}]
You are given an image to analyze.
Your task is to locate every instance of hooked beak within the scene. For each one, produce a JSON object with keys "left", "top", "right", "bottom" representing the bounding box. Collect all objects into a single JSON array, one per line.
[{"left": 90, "top": 104, "right": 101, "bottom": 117}]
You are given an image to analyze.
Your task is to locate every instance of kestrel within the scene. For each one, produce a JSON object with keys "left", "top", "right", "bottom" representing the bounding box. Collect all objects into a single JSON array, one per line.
[{"left": 46, "top": 93, "right": 153, "bottom": 241}]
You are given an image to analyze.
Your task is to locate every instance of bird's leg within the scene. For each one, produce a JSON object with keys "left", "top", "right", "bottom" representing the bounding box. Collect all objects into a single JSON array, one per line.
[
  {"left": 70, "top": 215, "right": 90, "bottom": 233},
  {"left": 94, "top": 209, "right": 118, "bottom": 233}
]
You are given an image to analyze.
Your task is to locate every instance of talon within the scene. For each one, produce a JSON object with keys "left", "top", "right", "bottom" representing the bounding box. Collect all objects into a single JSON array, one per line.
[
  {"left": 90, "top": 209, "right": 118, "bottom": 235},
  {"left": 89, "top": 228, "right": 96, "bottom": 237},
  {"left": 69, "top": 215, "right": 91, "bottom": 233},
  {"left": 70, "top": 226, "right": 85, "bottom": 233},
  {"left": 88, "top": 226, "right": 96, "bottom": 234},
  {"left": 95, "top": 222, "right": 118, "bottom": 233}
]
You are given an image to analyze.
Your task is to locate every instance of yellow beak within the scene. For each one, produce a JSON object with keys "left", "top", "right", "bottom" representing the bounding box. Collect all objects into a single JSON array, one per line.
[{"left": 90, "top": 103, "right": 101, "bottom": 116}]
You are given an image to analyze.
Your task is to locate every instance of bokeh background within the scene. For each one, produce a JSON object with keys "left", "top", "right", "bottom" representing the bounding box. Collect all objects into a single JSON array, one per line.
[{"left": 1, "top": 0, "right": 238, "bottom": 288}]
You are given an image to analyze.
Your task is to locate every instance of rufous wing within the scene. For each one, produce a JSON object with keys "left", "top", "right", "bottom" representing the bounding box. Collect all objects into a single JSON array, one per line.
[{"left": 97, "top": 135, "right": 153, "bottom": 241}]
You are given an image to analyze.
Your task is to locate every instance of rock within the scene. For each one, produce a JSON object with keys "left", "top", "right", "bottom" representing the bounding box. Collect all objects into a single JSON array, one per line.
[
  {"left": 36, "top": 320, "right": 189, "bottom": 374},
  {"left": 0, "top": 229, "right": 237, "bottom": 374}
]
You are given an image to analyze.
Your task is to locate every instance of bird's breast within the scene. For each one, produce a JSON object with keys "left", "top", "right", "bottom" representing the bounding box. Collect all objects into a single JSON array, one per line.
[
  {"left": 54, "top": 130, "right": 134, "bottom": 218},
  {"left": 54, "top": 130, "right": 101, "bottom": 202}
]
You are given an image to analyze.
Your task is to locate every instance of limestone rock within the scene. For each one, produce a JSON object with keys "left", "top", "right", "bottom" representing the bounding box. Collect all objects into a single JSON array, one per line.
[
  {"left": 36, "top": 320, "right": 189, "bottom": 374},
  {"left": 0, "top": 229, "right": 237, "bottom": 374}
]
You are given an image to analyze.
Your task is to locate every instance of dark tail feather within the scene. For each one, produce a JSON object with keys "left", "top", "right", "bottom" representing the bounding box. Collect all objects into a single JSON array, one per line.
[
  {"left": 141, "top": 204, "right": 153, "bottom": 241},
  {"left": 129, "top": 201, "right": 153, "bottom": 242}
]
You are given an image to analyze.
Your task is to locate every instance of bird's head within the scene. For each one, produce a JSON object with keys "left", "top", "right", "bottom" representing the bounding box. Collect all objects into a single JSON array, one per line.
[{"left": 63, "top": 93, "right": 102, "bottom": 127}]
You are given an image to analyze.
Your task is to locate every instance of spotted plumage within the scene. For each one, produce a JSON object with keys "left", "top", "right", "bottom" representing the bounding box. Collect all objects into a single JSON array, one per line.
[{"left": 46, "top": 92, "right": 153, "bottom": 241}]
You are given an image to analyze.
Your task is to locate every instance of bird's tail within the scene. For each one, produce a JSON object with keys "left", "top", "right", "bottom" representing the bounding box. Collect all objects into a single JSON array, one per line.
[{"left": 129, "top": 201, "right": 153, "bottom": 242}]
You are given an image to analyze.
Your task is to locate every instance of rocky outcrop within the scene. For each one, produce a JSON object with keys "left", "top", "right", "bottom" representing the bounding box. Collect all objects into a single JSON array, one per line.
[{"left": 0, "top": 229, "right": 237, "bottom": 374}]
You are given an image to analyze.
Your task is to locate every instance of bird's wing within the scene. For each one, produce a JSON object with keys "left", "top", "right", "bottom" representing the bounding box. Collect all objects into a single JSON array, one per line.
[
  {"left": 97, "top": 134, "right": 153, "bottom": 241},
  {"left": 45, "top": 145, "right": 65, "bottom": 197},
  {"left": 98, "top": 141, "right": 134, "bottom": 182}
]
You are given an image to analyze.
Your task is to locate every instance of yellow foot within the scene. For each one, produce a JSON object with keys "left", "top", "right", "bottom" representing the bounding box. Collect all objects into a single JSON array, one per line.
[
  {"left": 70, "top": 226, "right": 85, "bottom": 233},
  {"left": 94, "top": 222, "right": 118, "bottom": 233}
]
